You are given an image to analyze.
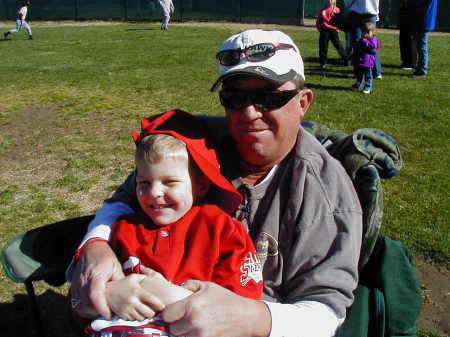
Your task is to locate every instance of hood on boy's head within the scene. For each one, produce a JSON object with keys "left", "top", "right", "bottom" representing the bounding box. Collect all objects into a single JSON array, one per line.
[{"left": 132, "top": 109, "right": 242, "bottom": 214}]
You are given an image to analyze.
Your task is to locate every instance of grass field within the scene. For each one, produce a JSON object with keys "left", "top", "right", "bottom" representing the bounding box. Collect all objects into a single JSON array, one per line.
[{"left": 0, "top": 21, "right": 449, "bottom": 337}]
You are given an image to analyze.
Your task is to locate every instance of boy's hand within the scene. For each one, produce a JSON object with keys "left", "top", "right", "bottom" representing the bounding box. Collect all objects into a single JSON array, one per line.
[
  {"left": 106, "top": 273, "right": 165, "bottom": 321},
  {"left": 139, "top": 266, "right": 192, "bottom": 305}
]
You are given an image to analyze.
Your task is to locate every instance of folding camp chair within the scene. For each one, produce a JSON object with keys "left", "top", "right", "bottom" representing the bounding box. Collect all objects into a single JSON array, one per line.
[
  {"left": 0, "top": 215, "right": 93, "bottom": 337},
  {"left": 0, "top": 120, "right": 405, "bottom": 337}
]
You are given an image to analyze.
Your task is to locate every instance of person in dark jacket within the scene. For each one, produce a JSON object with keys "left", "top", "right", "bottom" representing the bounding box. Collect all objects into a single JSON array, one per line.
[
  {"left": 410, "top": 0, "right": 438, "bottom": 77},
  {"left": 398, "top": 0, "right": 417, "bottom": 69}
]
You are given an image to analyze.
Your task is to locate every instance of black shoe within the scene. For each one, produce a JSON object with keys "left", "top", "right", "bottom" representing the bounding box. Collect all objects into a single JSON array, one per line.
[
  {"left": 413, "top": 70, "right": 426, "bottom": 78},
  {"left": 29, "top": 35, "right": 33, "bottom": 40},
  {"left": 319, "top": 64, "right": 326, "bottom": 70},
  {"left": 3, "top": 32, "right": 9, "bottom": 39}
]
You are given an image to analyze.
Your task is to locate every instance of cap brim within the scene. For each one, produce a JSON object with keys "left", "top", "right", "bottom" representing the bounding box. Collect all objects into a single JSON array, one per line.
[{"left": 210, "top": 67, "right": 299, "bottom": 92}]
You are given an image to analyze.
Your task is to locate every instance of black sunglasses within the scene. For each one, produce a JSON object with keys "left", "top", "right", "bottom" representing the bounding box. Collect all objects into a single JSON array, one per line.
[
  {"left": 219, "top": 88, "right": 299, "bottom": 111},
  {"left": 216, "top": 43, "right": 296, "bottom": 67}
]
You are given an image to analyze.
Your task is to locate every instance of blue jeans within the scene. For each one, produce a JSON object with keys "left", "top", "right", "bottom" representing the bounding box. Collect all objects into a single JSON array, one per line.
[
  {"left": 349, "top": 14, "right": 382, "bottom": 77},
  {"left": 414, "top": 31, "right": 429, "bottom": 73},
  {"left": 354, "top": 66, "right": 373, "bottom": 91}
]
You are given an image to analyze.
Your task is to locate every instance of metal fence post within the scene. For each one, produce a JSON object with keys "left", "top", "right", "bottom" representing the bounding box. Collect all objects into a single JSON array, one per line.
[
  {"left": 2, "top": 0, "right": 8, "bottom": 20},
  {"left": 74, "top": 0, "right": 78, "bottom": 21},
  {"left": 299, "top": 0, "right": 304, "bottom": 26},
  {"left": 180, "top": 0, "right": 183, "bottom": 22},
  {"left": 123, "top": 0, "right": 127, "bottom": 21},
  {"left": 238, "top": 0, "right": 242, "bottom": 22}
]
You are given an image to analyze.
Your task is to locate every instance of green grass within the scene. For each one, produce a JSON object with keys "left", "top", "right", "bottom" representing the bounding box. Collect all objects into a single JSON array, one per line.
[{"left": 0, "top": 21, "right": 448, "bottom": 337}]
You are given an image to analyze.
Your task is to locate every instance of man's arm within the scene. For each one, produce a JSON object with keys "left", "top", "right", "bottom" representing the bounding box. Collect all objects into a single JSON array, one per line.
[
  {"left": 266, "top": 301, "right": 342, "bottom": 337},
  {"left": 68, "top": 172, "right": 140, "bottom": 318},
  {"left": 70, "top": 240, "right": 124, "bottom": 318},
  {"left": 162, "top": 281, "right": 272, "bottom": 337},
  {"left": 161, "top": 282, "right": 341, "bottom": 337}
]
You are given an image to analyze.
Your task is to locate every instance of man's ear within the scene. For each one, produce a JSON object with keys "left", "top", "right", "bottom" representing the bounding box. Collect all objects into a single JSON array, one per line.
[{"left": 298, "top": 89, "right": 314, "bottom": 118}]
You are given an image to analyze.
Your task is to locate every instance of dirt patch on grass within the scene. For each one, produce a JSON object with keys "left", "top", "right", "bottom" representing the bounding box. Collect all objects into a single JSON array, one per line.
[{"left": 416, "top": 257, "right": 450, "bottom": 335}]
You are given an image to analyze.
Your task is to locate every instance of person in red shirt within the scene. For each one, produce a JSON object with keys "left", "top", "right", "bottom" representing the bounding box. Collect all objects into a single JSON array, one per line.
[
  {"left": 316, "top": 0, "right": 347, "bottom": 69},
  {"left": 84, "top": 110, "right": 262, "bottom": 337}
]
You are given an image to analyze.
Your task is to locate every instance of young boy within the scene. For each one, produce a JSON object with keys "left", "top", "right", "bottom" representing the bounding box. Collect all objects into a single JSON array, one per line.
[
  {"left": 4, "top": 1, "right": 33, "bottom": 40},
  {"left": 83, "top": 110, "right": 263, "bottom": 336}
]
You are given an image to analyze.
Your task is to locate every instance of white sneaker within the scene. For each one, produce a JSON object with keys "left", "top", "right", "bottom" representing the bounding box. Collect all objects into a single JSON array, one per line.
[
  {"left": 363, "top": 89, "right": 371, "bottom": 94},
  {"left": 375, "top": 75, "right": 382, "bottom": 80}
]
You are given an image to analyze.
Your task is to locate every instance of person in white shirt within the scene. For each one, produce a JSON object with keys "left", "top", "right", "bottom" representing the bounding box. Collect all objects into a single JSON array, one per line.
[
  {"left": 158, "top": 0, "right": 174, "bottom": 30},
  {"left": 4, "top": 1, "right": 33, "bottom": 40}
]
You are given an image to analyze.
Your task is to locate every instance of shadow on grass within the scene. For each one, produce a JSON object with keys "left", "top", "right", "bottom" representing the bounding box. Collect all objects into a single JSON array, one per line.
[
  {"left": 125, "top": 28, "right": 158, "bottom": 31},
  {"left": 381, "top": 63, "right": 407, "bottom": 69},
  {"left": 306, "top": 83, "right": 355, "bottom": 91},
  {"left": 307, "top": 69, "right": 355, "bottom": 79},
  {"left": 0, "top": 290, "right": 79, "bottom": 337}
]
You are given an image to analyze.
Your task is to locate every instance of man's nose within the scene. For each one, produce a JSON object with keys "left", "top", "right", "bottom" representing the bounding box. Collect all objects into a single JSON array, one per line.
[{"left": 240, "top": 102, "right": 264, "bottom": 120}]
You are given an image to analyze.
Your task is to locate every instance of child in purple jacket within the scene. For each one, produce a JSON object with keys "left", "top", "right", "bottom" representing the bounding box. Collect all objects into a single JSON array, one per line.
[{"left": 352, "top": 22, "right": 380, "bottom": 94}]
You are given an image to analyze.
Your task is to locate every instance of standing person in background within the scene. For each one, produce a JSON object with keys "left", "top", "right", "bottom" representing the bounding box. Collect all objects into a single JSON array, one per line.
[
  {"left": 351, "top": 22, "right": 380, "bottom": 94},
  {"left": 3, "top": 1, "right": 33, "bottom": 40},
  {"left": 316, "top": 0, "right": 348, "bottom": 70},
  {"left": 398, "top": 0, "right": 417, "bottom": 70},
  {"left": 410, "top": 0, "right": 438, "bottom": 78},
  {"left": 345, "top": 0, "right": 382, "bottom": 79},
  {"left": 158, "top": 0, "right": 174, "bottom": 30}
]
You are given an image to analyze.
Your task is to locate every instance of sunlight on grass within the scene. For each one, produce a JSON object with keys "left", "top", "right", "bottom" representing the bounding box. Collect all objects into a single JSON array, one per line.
[
  {"left": 0, "top": 22, "right": 448, "bottom": 337},
  {"left": 1, "top": 22, "right": 448, "bottom": 261}
]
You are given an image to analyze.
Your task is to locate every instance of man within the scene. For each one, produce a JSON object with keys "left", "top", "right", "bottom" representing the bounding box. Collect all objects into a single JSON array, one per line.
[
  {"left": 409, "top": 0, "right": 438, "bottom": 78},
  {"left": 3, "top": 1, "right": 33, "bottom": 40},
  {"left": 69, "top": 29, "right": 363, "bottom": 337},
  {"left": 158, "top": 0, "right": 174, "bottom": 30}
]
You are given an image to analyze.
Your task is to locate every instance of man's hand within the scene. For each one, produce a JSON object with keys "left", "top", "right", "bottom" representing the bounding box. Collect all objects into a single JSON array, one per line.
[
  {"left": 161, "top": 280, "right": 271, "bottom": 337},
  {"left": 70, "top": 241, "right": 124, "bottom": 319}
]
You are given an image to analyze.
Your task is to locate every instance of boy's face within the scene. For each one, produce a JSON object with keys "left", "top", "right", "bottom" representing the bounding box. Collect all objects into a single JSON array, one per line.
[{"left": 136, "top": 156, "right": 209, "bottom": 226}]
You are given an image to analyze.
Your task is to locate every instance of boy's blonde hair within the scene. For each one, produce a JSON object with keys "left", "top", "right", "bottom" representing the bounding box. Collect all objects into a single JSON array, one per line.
[
  {"left": 325, "top": 0, "right": 336, "bottom": 6},
  {"left": 364, "top": 22, "right": 376, "bottom": 34},
  {"left": 135, "top": 134, "right": 188, "bottom": 164}
]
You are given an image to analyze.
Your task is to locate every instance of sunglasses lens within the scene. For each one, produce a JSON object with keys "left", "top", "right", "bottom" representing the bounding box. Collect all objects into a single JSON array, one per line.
[
  {"left": 217, "top": 50, "right": 241, "bottom": 66},
  {"left": 219, "top": 90, "right": 298, "bottom": 110},
  {"left": 219, "top": 90, "right": 248, "bottom": 110},
  {"left": 246, "top": 43, "right": 276, "bottom": 61},
  {"left": 263, "top": 92, "right": 291, "bottom": 109}
]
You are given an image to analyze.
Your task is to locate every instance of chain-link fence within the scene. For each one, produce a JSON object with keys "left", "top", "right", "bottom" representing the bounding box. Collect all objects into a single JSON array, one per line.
[{"left": 1, "top": 0, "right": 448, "bottom": 31}]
